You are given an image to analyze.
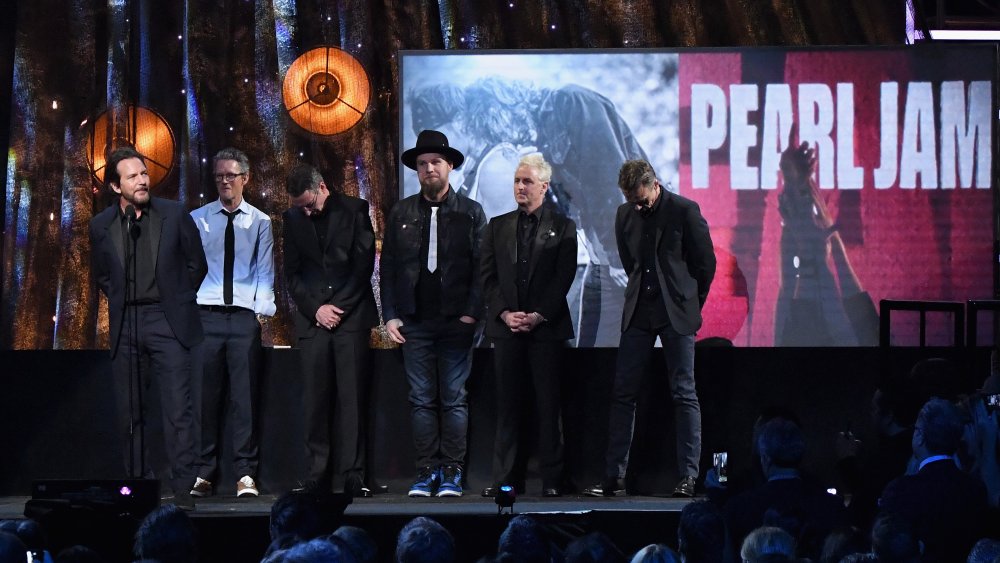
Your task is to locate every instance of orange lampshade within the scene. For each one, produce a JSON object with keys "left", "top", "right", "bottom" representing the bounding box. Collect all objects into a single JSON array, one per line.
[
  {"left": 282, "top": 46, "right": 370, "bottom": 136},
  {"left": 85, "top": 105, "right": 175, "bottom": 188}
]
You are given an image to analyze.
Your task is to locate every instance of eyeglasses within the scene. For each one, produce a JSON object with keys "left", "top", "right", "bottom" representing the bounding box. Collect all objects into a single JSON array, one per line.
[
  {"left": 214, "top": 172, "right": 247, "bottom": 183},
  {"left": 301, "top": 190, "right": 322, "bottom": 214}
]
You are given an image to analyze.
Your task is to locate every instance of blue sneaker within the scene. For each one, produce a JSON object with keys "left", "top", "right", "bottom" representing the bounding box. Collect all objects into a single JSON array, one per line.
[
  {"left": 408, "top": 466, "right": 439, "bottom": 497},
  {"left": 436, "top": 464, "right": 463, "bottom": 497}
]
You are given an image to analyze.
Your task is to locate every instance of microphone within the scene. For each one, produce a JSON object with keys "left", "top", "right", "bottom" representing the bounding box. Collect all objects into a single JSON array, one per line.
[{"left": 125, "top": 204, "right": 140, "bottom": 240}]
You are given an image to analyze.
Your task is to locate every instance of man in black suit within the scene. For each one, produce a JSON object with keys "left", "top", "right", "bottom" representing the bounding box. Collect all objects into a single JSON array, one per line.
[
  {"left": 584, "top": 159, "right": 715, "bottom": 498},
  {"left": 381, "top": 130, "right": 487, "bottom": 497},
  {"left": 283, "top": 163, "right": 378, "bottom": 497},
  {"left": 879, "top": 398, "right": 989, "bottom": 562},
  {"left": 479, "top": 154, "right": 577, "bottom": 498},
  {"left": 89, "top": 147, "right": 208, "bottom": 509}
]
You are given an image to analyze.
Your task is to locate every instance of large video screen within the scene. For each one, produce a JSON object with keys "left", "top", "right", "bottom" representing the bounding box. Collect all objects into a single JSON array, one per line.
[{"left": 399, "top": 46, "right": 996, "bottom": 347}]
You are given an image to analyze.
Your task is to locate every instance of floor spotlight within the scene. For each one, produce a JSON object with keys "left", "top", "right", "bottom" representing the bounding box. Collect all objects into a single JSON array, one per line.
[{"left": 495, "top": 484, "right": 516, "bottom": 514}]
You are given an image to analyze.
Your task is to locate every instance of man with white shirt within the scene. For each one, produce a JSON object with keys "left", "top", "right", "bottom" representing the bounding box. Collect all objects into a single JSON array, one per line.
[{"left": 188, "top": 147, "right": 275, "bottom": 498}]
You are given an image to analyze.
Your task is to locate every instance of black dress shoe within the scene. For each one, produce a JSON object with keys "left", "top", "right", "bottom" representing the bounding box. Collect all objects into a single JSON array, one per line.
[
  {"left": 481, "top": 486, "right": 498, "bottom": 498},
  {"left": 542, "top": 487, "right": 562, "bottom": 497},
  {"left": 672, "top": 476, "right": 696, "bottom": 498},
  {"left": 582, "top": 478, "right": 626, "bottom": 497},
  {"left": 345, "top": 475, "right": 372, "bottom": 498}
]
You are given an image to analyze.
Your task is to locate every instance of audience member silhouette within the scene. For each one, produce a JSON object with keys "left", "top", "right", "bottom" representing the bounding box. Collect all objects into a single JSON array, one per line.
[
  {"left": 966, "top": 538, "right": 1000, "bottom": 563},
  {"left": 268, "top": 491, "right": 347, "bottom": 544},
  {"left": 818, "top": 526, "right": 868, "bottom": 563},
  {"left": 0, "top": 531, "right": 29, "bottom": 563},
  {"left": 331, "top": 526, "right": 377, "bottom": 563},
  {"left": 564, "top": 532, "right": 626, "bottom": 563},
  {"left": 960, "top": 351, "right": 1000, "bottom": 509},
  {"left": 395, "top": 517, "right": 455, "bottom": 563},
  {"left": 723, "top": 417, "right": 845, "bottom": 560},
  {"left": 630, "top": 544, "right": 680, "bottom": 563},
  {"left": 739, "top": 526, "right": 796, "bottom": 563},
  {"left": 878, "top": 397, "right": 989, "bottom": 562},
  {"left": 132, "top": 505, "right": 197, "bottom": 563},
  {"left": 264, "top": 536, "right": 359, "bottom": 563},
  {"left": 53, "top": 545, "right": 108, "bottom": 563},
  {"left": 497, "top": 515, "right": 555, "bottom": 563},
  {"left": 676, "top": 500, "right": 724, "bottom": 563},
  {"left": 869, "top": 513, "right": 921, "bottom": 563}
]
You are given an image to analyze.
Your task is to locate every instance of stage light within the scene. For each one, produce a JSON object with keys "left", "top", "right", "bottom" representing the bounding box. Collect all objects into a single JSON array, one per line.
[
  {"left": 282, "top": 46, "right": 371, "bottom": 137},
  {"left": 84, "top": 104, "right": 176, "bottom": 190},
  {"left": 119, "top": 486, "right": 132, "bottom": 496},
  {"left": 495, "top": 484, "right": 516, "bottom": 514}
]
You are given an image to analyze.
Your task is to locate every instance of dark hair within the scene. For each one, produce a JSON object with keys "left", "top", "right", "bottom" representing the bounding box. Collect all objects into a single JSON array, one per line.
[
  {"left": 757, "top": 417, "right": 806, "bottom": 468},
  {"left": 269, "top": 491, "right": 339, "bottom": 542},
  {"left": 286, "top": 164, "right": 324, "bottom": 197},
  {"left": 105, "top": 147, "right": 145, "bottom": 189},
  {"left": 740, "top": 526, "right": 796, "bottom": 562},
  {"left": 618, "top": 160, "right": 657, "bottom": 193},
  {"left": 463, "top": 78, "right": 538, "bottom": 146},
  {"left": 678, "top": 501, "right": 724, "bottom": 563},
  {"left": 0, "top": 531, "right": 28, "bottom": 563},
  {"left": 54, "top": 544, "right": 108, "bottom": 563},
  {"left": 331, "top": 526, "right": 377, "bottom": 563},
  {"left": 564, "top": 531, "right": 625, "bottom": 563},
  {"left": 915, "top": 397, "right": 965, "bottom": 455},
  {"left": 631, "top": 543, "right": 681, "bottom": 563},
  {"left": 396, "top": 517, "right": 455, "bottom": 563},
  {"left": 819, "top": 526, "right": 868, "bottom": 563},
  {"left": 967, "top": 538, "right": 1000, "bottom": 563},
  {"left": 273, "top": 536, "right": 358, "bottom": 563},
  {"left": 870, "top": 513, "right": 920, "bottom": 563},
  {"left": 498, "top": 515, "right": 549, "bottom": 563},
  {"left": 133, "top": 504, "right": 197, "bottom": 563},
  {"left": 213, "top": 147, "right": 251, "bottom": 174}
]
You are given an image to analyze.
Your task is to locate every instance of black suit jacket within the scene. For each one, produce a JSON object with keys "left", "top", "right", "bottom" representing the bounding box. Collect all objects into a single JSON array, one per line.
[
  {"left": 481, "top": 207, "right": 577, "bottom": 341},
  {"left": 282, "top": 192, "right": 378, "bottom": 337},
  {"left": 879, "top": 458, "right": 990, "bottom": 562},
  {"left": 89, "top": 197, "right": 208, "bottom": 357},
  {"left": 380, "top": 189, "right": 487, "bottom": 321},
  {"left": 615, "top": 191, "right": 716, "bottom": 336}
]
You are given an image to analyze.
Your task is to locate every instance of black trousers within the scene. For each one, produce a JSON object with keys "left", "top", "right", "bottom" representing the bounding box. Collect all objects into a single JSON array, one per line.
[
  {"left": 298, "top": 327, "right": 370, "bottom": 490},
  {"left": 111, "top": 303, "right": 197, "bottom": 495},
  {"left": 191, "top": 308, "right": 261, "bottom": 481},
  {"left": 491, "top": 336, "right": 566, "bottom": 489}
]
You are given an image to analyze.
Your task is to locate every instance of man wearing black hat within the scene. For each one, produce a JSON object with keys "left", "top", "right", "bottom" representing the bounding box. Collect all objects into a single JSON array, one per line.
[{"left": 381, "top": 129, "right": 487, "bottom": 497}]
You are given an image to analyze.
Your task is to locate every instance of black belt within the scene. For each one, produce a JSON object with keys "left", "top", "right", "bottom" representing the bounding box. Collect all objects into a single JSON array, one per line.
[{"left": 199, "top": 305, "right": 252, "bottom": 314}]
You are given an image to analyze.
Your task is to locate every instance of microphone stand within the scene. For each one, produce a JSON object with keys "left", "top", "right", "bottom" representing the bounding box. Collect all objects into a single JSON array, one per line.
[{"left": 124, "top": 207, "right": 144, "bottom": 478}]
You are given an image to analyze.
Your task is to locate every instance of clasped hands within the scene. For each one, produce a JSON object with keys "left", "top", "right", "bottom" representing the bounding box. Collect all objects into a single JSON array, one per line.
[
  {"left": 501, "top": 310, "right": 543, "bottom": 333},
  {"left": 315, "top": 304, "right": 344, "bottom": 331}
]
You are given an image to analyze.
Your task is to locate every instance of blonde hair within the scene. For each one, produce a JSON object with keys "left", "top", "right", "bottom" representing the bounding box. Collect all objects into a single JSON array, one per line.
[{"left": 518, "top": 153, "right": 552, "bottom": 183}]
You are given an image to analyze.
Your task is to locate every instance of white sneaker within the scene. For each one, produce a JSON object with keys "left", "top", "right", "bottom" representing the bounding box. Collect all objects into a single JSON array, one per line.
[
  {"left": 190, "top": 477, "right": 212, "bottom": 497},
  {"left": 237, "top": 475, "right": 259, "bottom": 497}
]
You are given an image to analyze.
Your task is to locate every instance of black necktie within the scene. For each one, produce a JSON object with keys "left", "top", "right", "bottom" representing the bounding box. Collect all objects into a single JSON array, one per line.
[{"left": 223, "top": 209, "right": 241, "bottom": 304}]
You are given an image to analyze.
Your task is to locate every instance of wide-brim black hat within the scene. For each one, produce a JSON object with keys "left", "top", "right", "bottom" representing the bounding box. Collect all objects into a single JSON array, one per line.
[{"left": 401, "top": 129, "right": 465, "bottom": 170}]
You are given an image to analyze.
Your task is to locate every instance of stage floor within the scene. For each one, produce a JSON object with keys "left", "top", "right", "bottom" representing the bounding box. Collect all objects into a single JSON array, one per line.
[{"left": 0, "top": 492, "right": 693, "bottom": 519}]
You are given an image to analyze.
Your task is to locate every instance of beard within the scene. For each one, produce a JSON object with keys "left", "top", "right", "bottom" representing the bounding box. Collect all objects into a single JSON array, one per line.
[{"left": 419, "top": 176, "right": 449, "bottom": 198}]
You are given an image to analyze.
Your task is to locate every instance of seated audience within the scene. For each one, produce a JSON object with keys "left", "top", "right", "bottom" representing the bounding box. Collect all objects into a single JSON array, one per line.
[
  {"left": 133, "top": 505, "right": 197, "bottom": 563},
  {"left": 497, "top": 515, "right": 555, "bottom": 563},
  {"left": 869, "top": 513, "right": 921, "bottom": 563},
  {"left": 878, "top": 398, "right": 989, "bottom": 562},
  {"left": 269, "top": 491, "right": 348, "bottom": 544},
  {"left": 818, "top": 526, "right": 868, "bottom": 563},
  {"left": 739, "top": 526, "right": 795, "bottom": 562},
  {"left": 630, "top": 544, "right": 680, "bottom": 563},
  {"left": 396, "top": 517, "right": 455, "bottom": 563},
  {"left": 723, "top": 418, "right": 845, "bottom": 560},
  {"left": 0, "top": 531, "right": 29, "bottom": 563},
  {"left": 676, "top": 501, "right": 724, "bottom": 563},
  {"left": 331, "top": 526, "right": 377, "bottom": 563},
  {"left": 564, "top": 532, "right": 625, "bottom": 563},
  {"left": 262, "top": 536, "right": 358, "bottom": 563},
  {"left": 54, "top": 545, "right": 107, "bottom": 563},
  {"left": 966, "top": 538, "right": 1000, "bottom": 563}
]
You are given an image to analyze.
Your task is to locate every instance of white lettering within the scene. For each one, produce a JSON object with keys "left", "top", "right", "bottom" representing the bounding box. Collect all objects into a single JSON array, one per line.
[
  {"left": 874, "top": 82, "right": 898, "bottom": 189},
  {"left": 797, "top": 84, "right": 835, "bottom": 189},
  {"left": 729, "top": 84, "right": 759, "bottom": 190},
  {"left": 760, "top": 84, "right": 792, "bottom": 190},
  {"left": 691, "top": 84, "right": 728, "bottom": 189},
  {"left": 899, "top": 82, "right": 937, "bottom": 189},
  {"left": 836, "top": 83, "right": 863, "bottom": 189}
]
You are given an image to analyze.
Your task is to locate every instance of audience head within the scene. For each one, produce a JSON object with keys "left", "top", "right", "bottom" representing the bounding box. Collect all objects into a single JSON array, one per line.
[
  {"left": 54, "top": 545, "right": 108, "bottom": 563},
  {"left": 497, "top": 515, "right": 550, "bottom": 563},
  {"left": 819, "top": 526, "right": 868, "bottom": 563},
  {"left": 331, "top": 525, "right": 377, "bottom": 563},
  {"left": 266, "top": 536, "right": 358, "bottom": 563},
  {"left": 0, "top": 531, "right": 28, "bottom": 563},
  {"left": 133, "top": 504, "right": 197, "bottom": 563},
  {"left": 565, "top": 532, "right": 626, "bottom": 563},
  {"left": 912, "top": 397, "right": 965, "bottom": 458},
  {"left": 0, "top": 520, "right": 46, "bottom": 563},
  {"left": 677, "top": 500, "right": 724, "bottom": 563},
  {"left": 967, "top": 538, "right": 1000, "bottom": 563},
  {"left": 630, "top": 543, "right": 680, "bottom": 563},
  {"left": 870, "top": 513, "right": 921, "bottom": 563},
  {"left": 270, "top": 491, "right": 345, "bottom": 542},
  {"left": 740, "top": 526, "right": 796, "bottom": 563},
  {"left": 756, "top": 418, "right": 806, "bottom": 472},
  {"left": 396, "top": 517, "right": 455, "bottom": 563},
  {"left": 838, "top": 554, "right": 878, "bottom": 563}
]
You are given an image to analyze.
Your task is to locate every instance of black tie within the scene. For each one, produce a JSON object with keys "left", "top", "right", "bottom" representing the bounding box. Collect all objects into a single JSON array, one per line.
[{"left": 223, "top": 209, "right": 241, "bottom": 305}]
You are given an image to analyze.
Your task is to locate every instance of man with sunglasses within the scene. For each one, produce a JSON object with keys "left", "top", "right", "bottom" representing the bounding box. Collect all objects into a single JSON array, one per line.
[{"left": 189, "top": 147, "right": 275, "bottom": 499}]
